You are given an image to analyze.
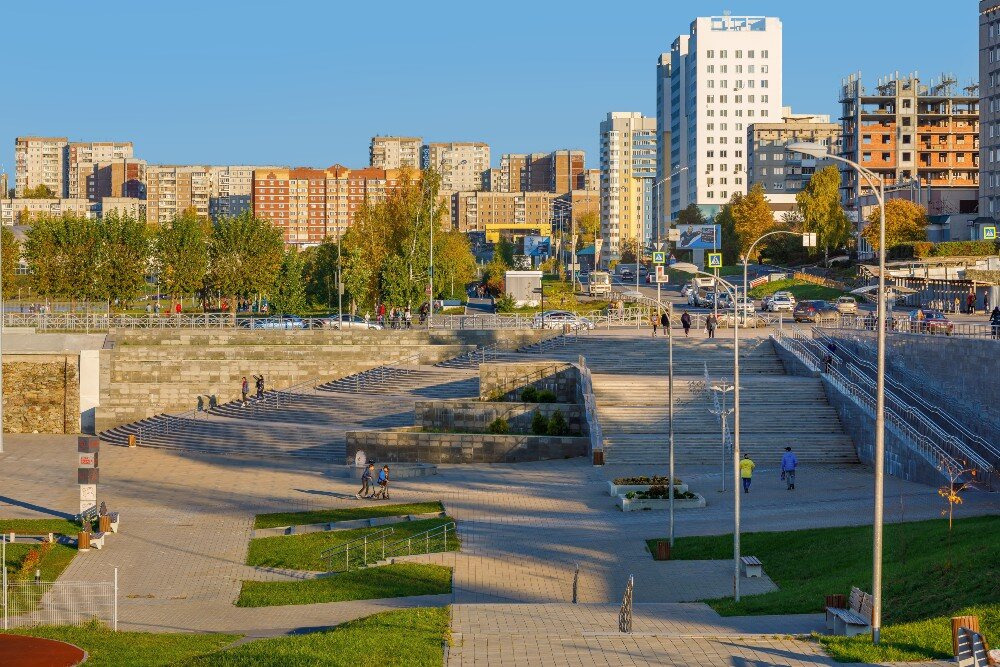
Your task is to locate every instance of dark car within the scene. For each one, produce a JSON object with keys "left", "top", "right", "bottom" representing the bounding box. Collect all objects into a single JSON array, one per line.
[
  {"left": 793, "top": 300, "right": 839, "bottom": 324},
  {"left": 907, "top": 309, "right": 953, "bottom": 335}
]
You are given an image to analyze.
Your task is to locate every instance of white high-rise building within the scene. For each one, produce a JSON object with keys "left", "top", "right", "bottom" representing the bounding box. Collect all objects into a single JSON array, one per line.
[
  {"left": 599, "top": 112, "right": 657, "bottom": 259},
  {"left": 663, "top": 15, "right": 783, "bottom": 218}
]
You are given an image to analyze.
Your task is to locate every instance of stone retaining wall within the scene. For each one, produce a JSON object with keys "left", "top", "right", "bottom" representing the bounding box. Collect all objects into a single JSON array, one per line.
[
  {"left": 346, "top": 429, "right": 588, "bottom": 464},
  {"left": 3, "top": 354, "right": 80, "bottom": 433},
  {"left": 479, "top": 362, "right": 579, "bottom": 402},
  {"left": 414, "top": 400, "right": 584, "bottom": 434},
  {"left": 110, "top": 329, "right": 545, "bottom": 348}
]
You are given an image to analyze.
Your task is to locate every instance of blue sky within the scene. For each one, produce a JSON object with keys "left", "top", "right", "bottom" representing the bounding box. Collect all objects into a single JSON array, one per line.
[{"left": 0, "top": 1, "right": 978, "bottom": 176}]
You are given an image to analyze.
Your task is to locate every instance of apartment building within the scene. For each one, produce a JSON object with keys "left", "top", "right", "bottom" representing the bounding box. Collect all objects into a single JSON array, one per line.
[
  {"left": 100, "top": 197, "right": 146, "bottom": 220},
  {"left": 66, "top": 142, "right": 134, "bottom": 199},
  {"left": 451, "top": 190, "right": 556, "bottom": 241},
  {"left": 599, "top": 112, "right": 657, "bottom": 258},
  {"left": 207, "top": 165, "right": 284, "bottom": 220},
  {"left": 980, "top": 1, "right": 1000, "bottom": 217},
  {"left": 1, "top": 197, "right": 94, "bottom": 226},
  {"left": 369, "top": 136, "right": 422, "bottom": 170},
  {"left": 86, "top": 158, "right": 146, "bottom": 201},
  {"left": 14, "top": 137, "right": 68, "bottom": 197},
  {"left": 495, "top": 151, "right": 591, "bottom": 195},
  {"left": 746, "top": 111, "right": 841, "bottom": 217},
  {"left": 583, "top": 169, "right": 600, "bottom": 192},
  {"left": 421, "top": 142, "right": 490, "bottom": 192},
  {"left": 145, "top": 165, "right": 211, "bottom": 224},
  {"left": 252, "top": 166, "right": 405, "bottom": 247},
  {"left": 0, "top": 172, "right": 8, "bottom": 197},
  {"left": 655, "top": 54, "right": 673, "bottom": 240},
  {"left": 665, "top": 15, "right": 783, "bottom": 217},
  {"left": 839, "top": 72, "right": 979, "bottom": 208}
]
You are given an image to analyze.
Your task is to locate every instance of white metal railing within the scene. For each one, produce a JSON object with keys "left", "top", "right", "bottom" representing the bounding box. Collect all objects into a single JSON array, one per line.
[
  {"left": 2, "top": 564, "right": 117, "bottom": 630},
  {"left": 136, "top": 406, "right": 200, "bottom": 446},
  {"left": 834, "top": 314, "right": 1000, "bottom": 341},
  {"left": 322, "top": 522, "right": 456, "bottom": 572}
]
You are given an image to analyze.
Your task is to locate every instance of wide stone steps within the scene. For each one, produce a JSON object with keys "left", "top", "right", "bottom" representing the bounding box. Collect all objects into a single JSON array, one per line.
[
  {"left": 602, "top": 436, "right": 858, "bottom": 465},
  {"left": 317, "top": 367, "right": 477, "bottom": 398}
]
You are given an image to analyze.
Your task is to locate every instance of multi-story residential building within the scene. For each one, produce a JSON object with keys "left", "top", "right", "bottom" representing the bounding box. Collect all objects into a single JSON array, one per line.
[
  {"left": 100, "top": 197, "right": 146, "bottom": 220},
  {"left": 88, "top": 158, "right": 146, "bottom": 201},
  {"left": 746, "top": 110, "right": 841, "bottom": 217},
  {"left": 369, "top": 136, "right": 422, "bottom": 170},
  {"left": 655, "top": 54, "right": 673, "bottom": 241},
  {"left": 498, "top": 154, "right": 528, "bottom": 192},
  {"left": 207, "top": 165, "right": 284, "bottom": 220},
  {"left": 980, "top": 1, "right": 1000, "bottom": 218},
  {"left": 451, "top": 190, "right": 557, "bottom": 241},
  {"left": 14, "top": 137, "right": 68, "bottom": 197},
  {"left": 665, "top": 15, "right": 783, "bottom": 218},
  {"left": 66, "top": 141, "right": 134, "bottom": 199},
  {"left": 839, "top": 72, "right": 979, "bottom": 223},
  {"left": 252, "top": 166, "right": 406, "bottom": 247},
  {"left": 421, "top": 142, "right": 490, "bottom": 192},
  {"left": 145, "top": 165, "right": 211, "bottom": 224},
  {"left": 599, "top": 112, "right": 657, "bottom": 258},
  {"left": 482, "top": 168, "right": 501, "bottom": 192},
  {"left": 583, "top": 168, "right": 601, "bottom": 192},
  {"left": 495, "top": 151, "right": 590, "bottom": 194},
  {"left": 1, "top": 197, "right": 94, "bottom": 226},
  {"left": 0, "top": 172, "right": 8, "bottom": 197}
]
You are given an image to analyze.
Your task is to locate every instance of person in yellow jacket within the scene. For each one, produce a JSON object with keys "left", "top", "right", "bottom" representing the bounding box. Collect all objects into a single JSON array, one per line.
[{"left": 740, "top": 454, "right": 756, "bottom": 494}]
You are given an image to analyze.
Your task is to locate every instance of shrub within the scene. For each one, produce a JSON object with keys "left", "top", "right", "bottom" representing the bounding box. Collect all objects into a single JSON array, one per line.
[
  {"left": 547, "top": 409, "right": 569, "bottom": 436},
  {"left": 536, "top": 389, "right": 558, "bottom": 403},
  {"left": 520, "top": 386, "right": 539, "bottom": 402},
  {"left": 930, "top": 240, "right": 998, "bottom": 257},
  {"left": 494, "top": 293, "right": 517, "bottom": 313},
  {"left": 636, "top": 485, "right": 697, "bottom": 500},
  {"left": 487, "top": 418, "right": 509, "bottom": 434},
  {"left": 530, "top": 410, "right": 548, "bottom": 435},
  {"left": 613, "top": 476, "right": 682, "bottom": 485},
  {"left": 913, "top": 241, "right": 934, "bottom": 258}
]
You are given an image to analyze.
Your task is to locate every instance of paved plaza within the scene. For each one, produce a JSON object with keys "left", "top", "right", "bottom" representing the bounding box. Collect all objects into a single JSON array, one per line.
[{"left": 1, "top": 432, "right": 996, "bottom": 663}]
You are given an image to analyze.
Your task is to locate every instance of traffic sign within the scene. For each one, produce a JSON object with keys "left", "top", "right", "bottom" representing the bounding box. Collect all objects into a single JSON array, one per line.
[
  {"left": 652, "top": 251, "right": 666, "bottom": 265},
  {"left": 707, "top": 252, "right": 723, "bottom": 268},
  {"left": 655, "top": 265, "right": 669, "bottom": 283},
  {"left": 984, "top": 226, "right": 997, "bottom": 240}
]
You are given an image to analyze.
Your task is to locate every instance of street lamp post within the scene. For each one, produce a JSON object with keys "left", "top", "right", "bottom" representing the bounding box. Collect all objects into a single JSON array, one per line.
[
  {"left": 742, "top": 230, "right": 816, "bottom": 314},
  {"left": 789, "top": 141, "right": 887, "bottom": 644}
]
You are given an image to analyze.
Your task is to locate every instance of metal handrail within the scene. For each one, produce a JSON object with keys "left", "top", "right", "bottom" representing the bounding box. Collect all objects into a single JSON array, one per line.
[
  {"left": 380, "top": 521, "right": 456, "bottom": 562},
  {"left": 322, "top": 526, "right": 396, "bottom": 572},
  {"left": 323, "top": 522, "right": 456, "bottom": 572},
  {"left": 136, "top": 406, "right": 200, "bottom": 445}
]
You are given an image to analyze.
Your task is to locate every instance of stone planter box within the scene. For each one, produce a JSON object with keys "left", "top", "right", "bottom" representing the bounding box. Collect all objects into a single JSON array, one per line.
[
  {"left": 616, "top": 493, "right": 706, "bottom": 511},
  {"left": 606, "top": 481, "right": 688, "bottom": 497}
]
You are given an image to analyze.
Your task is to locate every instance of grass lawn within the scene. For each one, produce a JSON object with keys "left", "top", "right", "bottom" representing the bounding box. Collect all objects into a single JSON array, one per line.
[
  {"left": 749, "top": 278, "right": 846, "bottom": 301},
  {"left": 0, "top": 518, "right": 85, "bottom": 535},
  {"left": 236, "top": 563, "right": 452, "bottom": 607},
  {"left": 3, "top": 543, "right": 78, "bottom": 581},
  {"left": 247, "top": 517, "right": 460, "bottom": 572},
  {"left": 253, "top": 501, "right": 444, "bottom": 530},
  {"left": 646, "top": 516, "right": 999, "bottom": 662}
]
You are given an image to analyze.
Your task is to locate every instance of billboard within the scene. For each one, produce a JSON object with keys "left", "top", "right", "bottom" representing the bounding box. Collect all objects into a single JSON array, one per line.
[
  {"left": 677, "top": 224, "right": 720, "bottom": 250},
  {"left": 523, "top": 235, "right": 552, "bottom": 257}
]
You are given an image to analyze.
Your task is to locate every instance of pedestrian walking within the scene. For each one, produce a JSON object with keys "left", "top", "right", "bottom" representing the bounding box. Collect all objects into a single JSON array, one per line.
[
  {"left": 780, "top": 446, "right": 798, "bottom": 490},
  {"left": 967, "top": 291, "right": 976, "bottom": 315},
  {"left": 240, "top": 377, "right": 249, "bottom": 407},
  {"left": 740, "top": 454, "right": 755, "bottom": 493},
  {"left": 660, "top": 311, "right": 669, "bottom": 334},
  {"left": 404, "top": 306, "right": 412, "bottom": 329},
  {"left": 356, "top": 463, "right": 375, "bottom": 499},
  {"left": 651, "top": 313, "right": 658, "bottom": 337},
  {"left": 253, "top": 374, "right": 265, "bottom": 400},
  {"left": 705, "top": 313, "right": 717, "bottom": 339},
  {"left": 990, "top": 306, "right": 1000, "bottom": 340},
  {"left": 681, "top": 311, "right": 692, "bottom": 337},
  {"left": 953, "top": 296, "right": 961, "bottom": 314},
  {"left": 372, "top": 465, "right": 390, "bottom": 499}
]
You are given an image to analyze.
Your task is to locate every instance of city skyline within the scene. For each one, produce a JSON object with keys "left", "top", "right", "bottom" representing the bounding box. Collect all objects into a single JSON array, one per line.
[{"left": 0, "top": 1, "right": 977, "bottom": 175}]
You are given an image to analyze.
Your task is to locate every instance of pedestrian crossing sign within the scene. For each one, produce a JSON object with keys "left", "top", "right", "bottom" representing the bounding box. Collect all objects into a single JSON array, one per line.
[
  {"left": 985, "top": 226, "right": 997, "bottom": 240},
  {"left": 653, "top": 251, "right": 666, "bottom": 265},
  {"left": 707, "top": 253, "right": 723, "bottom": 268}
]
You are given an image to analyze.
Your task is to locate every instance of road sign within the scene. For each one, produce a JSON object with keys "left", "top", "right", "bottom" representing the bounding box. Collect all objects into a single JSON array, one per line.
[
  {"left": 653, "top": 251, "right": 666, "bottom": 265},
  {"left": 655, "top": 265, "right": 669, "bottom": 283},
  {"left": 707, "top": 253, "right": 723, "bottom": 268},
  {"left": 984, "top": 226, "right": 997, "bottom": 240}
]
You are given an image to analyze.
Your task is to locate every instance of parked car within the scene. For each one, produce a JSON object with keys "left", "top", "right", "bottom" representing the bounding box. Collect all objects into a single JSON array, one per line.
[
  {"left": 319, "top": 314, "right": 382, "bottom": 330},
  {"left": 531, "top": 310, "right": 595, "bottom": 330},
  {"left": 907, "top": 309, "right": 953, "bottom": 335},
  {"left": 835, "top": 296, "right": 858, "bottom": 315},
  {"left": 680, "top": 283, "right": 693, "bottom": 297},
  {"left": 793, "top": 300, "right": 839, "bottom": 323},
  {"left": 767, "top": 295, "right": 794, "bottom": 312},
  {"left": 619, "top": 268, "right": 634, "bottom": 281},
  {"left": 773, "top": 290, "right": 797, "bottom": 306},
  {"left": 243, "top": 315, "right": 305, "bottom": 329},
  {"left": 733, "top": 297, "right": 755, "bottom": 316},
  {"left": 717, "top": 312, "right": 768, "bottom": 328},
  {"left": 698, "top": 291, "right": 717, "bottom": 308}
]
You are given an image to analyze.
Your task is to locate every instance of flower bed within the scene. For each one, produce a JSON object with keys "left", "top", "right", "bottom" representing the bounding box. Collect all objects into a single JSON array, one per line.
[
  {"left": 616, "top": 491, "right": 706, "bottom": 512},
  {"left": 606, "top": 479, "right": 688, "bottom": 497}
]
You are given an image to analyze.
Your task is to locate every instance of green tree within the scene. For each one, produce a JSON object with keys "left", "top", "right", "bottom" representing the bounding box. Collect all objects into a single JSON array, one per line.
[
  {"left": 715, "top": 199, "right": 742, "bottom": 266},
  {"left": 434, "top": 230, "right": 477, "bottom": 299},
  {"left": 269, "top": 248, "right": 307, "bottom": 315},
  {"left": 2, "top": 226, "right": 19, "bottom": 292},
  {"left": 24, "top": 214, "right": 102, "bottom": 303},
  {"left": 22, "top": 184, "right": 56, "bottom": 199},
  {"left": 495, "top": 236, "right": 516, "bottom": 267},
  {"left": 676, "top": 203, "right": 707, "bottom": 226},
  {"left": 155, "top": 210, "right": 210, "bottom": 312},
  {"left": 576, "top": 211, "right": 601, "bottom": 246},
  {"left": 731, "top": 183, "right": 776, "bottom": 261},
  {"left": 207, "top": 211, "right": 284, "bottom": 313},
  {"left": 619, "top": 237, "right": 640, "bottom": 264},
  {"left": 862, "top": 199, "right": 928, "bottom": 253},
  {"left": 302, "top": 238, "right": 341, "bottom": 309},
  {"left": 97, "top": 211, "right": 150, "bottom": 308},
  {"left": 796, "top": 165, "right": 851, "bottom": 266}
]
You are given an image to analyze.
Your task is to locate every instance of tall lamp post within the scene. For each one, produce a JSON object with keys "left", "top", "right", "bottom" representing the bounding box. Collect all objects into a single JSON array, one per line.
[{"left": 789, "top": 141, "right": 887, "bottom": 645}]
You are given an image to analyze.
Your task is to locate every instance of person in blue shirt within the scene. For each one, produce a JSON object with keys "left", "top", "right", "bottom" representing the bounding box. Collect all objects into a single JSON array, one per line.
[
  {"left": 373, "top": 465, "right": 390, "bottom": 500},
  {"left": 781, "top": 446, "right": 798, "bottom": 490}
]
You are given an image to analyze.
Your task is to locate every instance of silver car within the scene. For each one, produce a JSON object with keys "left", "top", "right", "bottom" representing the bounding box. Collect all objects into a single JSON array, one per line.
[{"left": 532, "top": 310, "right": 595, "bottom": 330}]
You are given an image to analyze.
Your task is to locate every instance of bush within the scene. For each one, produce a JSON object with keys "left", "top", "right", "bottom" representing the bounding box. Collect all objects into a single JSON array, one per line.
[
  {"left": 913, "top": 241, "right": 934, "bottom": 258},
  {"left": 636, "top": 485, "right": 697, "bottom": 500},
  {"left": 487, "top": 418, "right": 509, "bottom": 434},
  {"left": 494, "top": 293, "right": 517, "bottom": 313},
  {"left": 530, "top": 411, "right": 548, "bottom": 435},
  {"left": 613, "top": 476, "right": 682, "bottom": 485},
  {"left": 930, "top": 240, "right": 998, "bottom": 257},
  {"left": 547, "top": 410, "right": 569, "bottom": 436},
  {"left": 520, "top": 386, "right": 539, "bottom": 402},
  {"left": 536, "top": 389, "right": 558, "bottom": 403}
]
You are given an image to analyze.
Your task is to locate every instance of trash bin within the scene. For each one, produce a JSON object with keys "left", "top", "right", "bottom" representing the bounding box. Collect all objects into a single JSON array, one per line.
[
  {"left": 593, "top": 450, "right": 604, "bottom": 466},
  {"left": 655, "top": 540, "right": 671, "bottom": 561},
  {"left": 78, "top": 531, "right": 90, "bottom": 551},
  {"left": 951, "top": 615, "right": 980, "bottom": 656},
  {"left": 99, "top": 515, "right": 111, "bottom": 533},
  {"left": 127, "top": 434, "right": 137, "bottom": 448}
]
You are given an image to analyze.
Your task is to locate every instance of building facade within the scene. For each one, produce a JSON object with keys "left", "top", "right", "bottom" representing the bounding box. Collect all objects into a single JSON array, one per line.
[
  {"left": 369, "top": 136, "right": 422, "bottom": 170},
  {"left": 14, "top": 137, "right": 68, "bottom": 197},
  {"left": 208, "top": 165, "right": 283, "bottom": 221},
  {"left": 1, "top": 197, "right": 94, "bottom": 226},
  {"left": 666, "top": 15, "right": 783, "bottom": 217},
  {"left": 451, "top": 190, "right": 557, "bottom": 241},
  {"left": 599, "top": 112, "right": 657, "bottom": 258},
  {"left": 100, "top": 197, "right": 146, "bottom": 220},
  {"left": 0, "top": 172, "right": 8, "bottom": 197},
  {"left": 145, "top": 165, "right": 211, "bottom": 224},
  {"left": 66, "top": 141, "right": 134, "bottom": 199},
  {"left": 421, "top": 142, "right": 490, "bottom": 192},
  {"left": 655, "top": 54, "right": 673, "bottom": 240},
  {"left": 746, "top": 111, "right": 841, "bottom": 217},
  {"left": 980, "top": 1, "right": 1000, "bottom": 217}
]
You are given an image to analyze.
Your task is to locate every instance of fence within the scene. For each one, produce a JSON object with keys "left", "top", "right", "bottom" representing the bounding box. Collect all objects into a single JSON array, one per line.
[
  {"left": 322, "top": 522, "right": 456, "bottom": 573},
  {"left": 2, "top": 564, "right": 117, "bottom": 630},
  {"left": 835, "top": 314, "right": 1000, "bottom": 341}
]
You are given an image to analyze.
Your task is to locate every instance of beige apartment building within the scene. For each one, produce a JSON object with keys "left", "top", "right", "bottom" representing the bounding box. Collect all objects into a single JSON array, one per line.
[
  {"left": 100, "top": 197, "right": 146, "bottom": 220},
  {"left": 1, "top": 197, "right": 94, "bottom": 226},
  {"left": 1, "top": 172, "right": 8, "bottom": 197},
  {"left": 66, "top": 142, "right": 134, "bottom": 199},
  {"left": 496, "top": 151, "right": 590, "bottom": 195},
  {"left": 14, "top": 137, "right": 67, "bottom": 197},
  {"left": 369, "top": 136, "right": 422, "bottom": 170},
  {"left": 208, "top": 165, "right": 284, "bottom": 220},
  {"left": 145, "top": 165, "right": 211, "bottom": 224},
  {"left": 451, "top": 190, "right": 556, "bottom": 240},
  {"left": 422, "top": 142, "right": 490, "bottom": 192}
]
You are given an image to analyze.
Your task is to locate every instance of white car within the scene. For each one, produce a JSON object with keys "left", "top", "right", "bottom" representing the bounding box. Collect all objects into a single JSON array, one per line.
[
  {"left": 733, "top": 297, "right": 755, "bottom": 316},
  {"left": 768, "top": 295, "right": 794, "bottom": 312},
  {"left": 325, "top": 314, "right": 382, "bottom": 330},
  {"left": 531, "top": 310, "right": 595, "bottom": 330},
  {"left": 773, "top": 291, "right": 797, "bottom": 306}
]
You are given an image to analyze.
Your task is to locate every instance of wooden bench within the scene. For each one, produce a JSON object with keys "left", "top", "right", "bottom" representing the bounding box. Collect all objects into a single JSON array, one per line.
[
  {"left": 825, "top": 586, "right": 872, "bottom": 637},
  {"left": 89, "top": 531, "right": 107, "bottom": 549},
  {"left": 77, "top": 505, "right": 99, "bottom": 527},
  {"left": 740, "top": 555, "right": 763, "bottom": 578},
  {"left": 957, "top": 626, "right": 999, "bottom": 667}
]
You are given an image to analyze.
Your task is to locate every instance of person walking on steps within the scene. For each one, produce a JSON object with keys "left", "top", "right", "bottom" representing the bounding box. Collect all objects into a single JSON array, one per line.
[
  {"left": 660, "top": 311, "right": 669, "bottom": 336},
  {"left": 781, "top": 446, "right": 798, "bottom": 490},
  {"left": 651, "top": 313, "right": 658, "bottom": 337},
  {"left": 681, "top": 311, "right": 692, "bottom": 337},
  {"left": 253, "top": 374, "right": 265, "bottom": 400},
  {"left": 356, "top": 463, "right": 375, "bottom": 499},
  {"left": 705, "top": 313, "right": 717, "bottom": 339},
  {"left": 241, "top": 377, "right": 249, "bottom": 407},
  {"left": 740, "top": 454, "right": 756, "bottom": 493}
]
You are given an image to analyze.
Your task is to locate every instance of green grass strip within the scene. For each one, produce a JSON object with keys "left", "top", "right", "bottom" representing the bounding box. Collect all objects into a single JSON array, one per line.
[
  {"left": 748, "top": 278, "right": 845, "bottom": 300},
  {"left": 3, "top": 543, "right": 78, "bottom": 581},
  {"left": 253, "top": 501, "right": 444, "bottom": 530},
  {"left": 236, "top": 563, "right": 452, "bottom": 608},
  {"left": 0, "top": 518, "right": 84, "bottom": 535}
]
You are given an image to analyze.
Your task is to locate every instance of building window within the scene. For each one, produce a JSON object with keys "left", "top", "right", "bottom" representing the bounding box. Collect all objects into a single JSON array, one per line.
[
  {"left": 736, "top": 50, "right": 743, "bottom": 58},
  {"left": 761, "top": 50, "right": 768, "bottom": 58},
  {"left": 862, "top": 153, "right": 872, "bottom": 162},
  {"left": 863, "top": 135, "right": 872, "bottom": 144},
  {"left": 707, "top": 49, "right": 714, "bottom": 58},
  {"left": 761, "top": 64, "right": 769, "bottom": 73},
  {"left": 707, "top": 65, "right": 715, "bottom": 73}
]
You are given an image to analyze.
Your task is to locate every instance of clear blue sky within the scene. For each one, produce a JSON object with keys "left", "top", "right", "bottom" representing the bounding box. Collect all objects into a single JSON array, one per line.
[{"left": 0, "top": 0, "right": 978, "bottom": 176}]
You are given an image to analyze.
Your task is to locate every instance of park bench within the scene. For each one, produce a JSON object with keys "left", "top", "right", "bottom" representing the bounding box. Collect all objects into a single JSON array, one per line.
[
  {"left": 825, "top": 586, "right": 872, "bottom": 637},
  {"left": 98, "top": 502, "right": 120, "bottom": 534},
  {"left": 957, "top": 626, "right": 999, "bottom": 667},
  {"left": 76, "top": 505, "right": 99, "bottom": 526},
  {"left": 740, "top": 555, "right": 763, "bottom": 578}
]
